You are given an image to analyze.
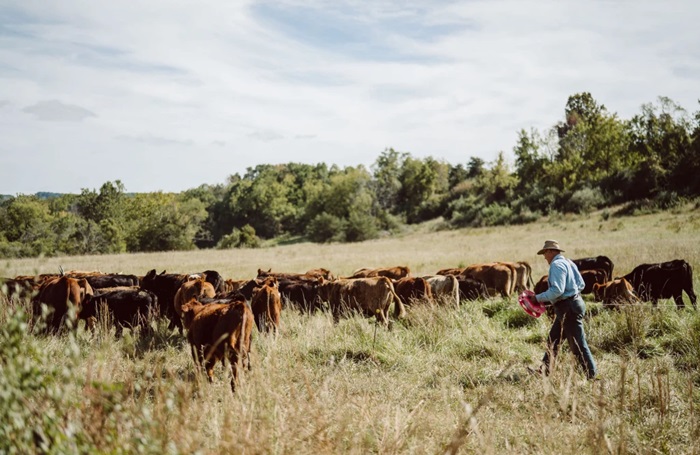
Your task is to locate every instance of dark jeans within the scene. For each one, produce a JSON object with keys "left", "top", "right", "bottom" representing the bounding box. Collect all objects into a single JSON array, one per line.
[{"left": 542, "top": 295, "right": 597, "bottom": 379}]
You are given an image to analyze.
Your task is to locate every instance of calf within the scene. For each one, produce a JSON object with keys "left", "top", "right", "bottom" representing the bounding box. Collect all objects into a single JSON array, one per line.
[
  {"left": 580, "top": 269, "right": 608, "bottom": 295},
  {"left": 592, "top": 278, "right": 639, "bottom": 309},
  {"left": 181, "top": 296, "right": 254, "bottom": 393}
]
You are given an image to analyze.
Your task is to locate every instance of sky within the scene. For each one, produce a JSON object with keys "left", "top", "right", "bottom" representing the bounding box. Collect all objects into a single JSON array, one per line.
[{"left": 0, "top": 0, "right": 698, "bottom": 195}]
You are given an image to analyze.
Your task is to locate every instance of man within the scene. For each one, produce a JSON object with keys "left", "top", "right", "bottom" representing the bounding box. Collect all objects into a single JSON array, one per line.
[{"left": 533, "top": 240, "right": 597, "bottom": 380}]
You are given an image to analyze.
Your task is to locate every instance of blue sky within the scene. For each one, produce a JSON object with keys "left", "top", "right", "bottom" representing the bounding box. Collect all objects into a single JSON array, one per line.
[{"left": 0, "top": 0, "right": 698, "bottom": 194}]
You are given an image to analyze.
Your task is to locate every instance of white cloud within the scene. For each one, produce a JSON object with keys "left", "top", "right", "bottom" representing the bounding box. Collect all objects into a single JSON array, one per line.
[{"left": 0, "top": 0, "right": 698, "bottom": 194}]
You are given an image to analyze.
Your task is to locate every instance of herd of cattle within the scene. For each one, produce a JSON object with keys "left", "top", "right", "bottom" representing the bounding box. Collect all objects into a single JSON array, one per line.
[{"left": 0, "top": 256, "right": 696, "bottom": 391}]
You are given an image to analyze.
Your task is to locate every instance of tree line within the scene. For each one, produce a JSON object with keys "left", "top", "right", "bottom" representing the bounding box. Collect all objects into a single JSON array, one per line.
[{"left": 1, "top": 93, "right": 698, "bottom": 258}]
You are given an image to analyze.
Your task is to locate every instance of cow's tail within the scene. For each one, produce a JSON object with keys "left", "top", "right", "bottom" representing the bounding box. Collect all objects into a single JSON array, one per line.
[{"left": 523, "top": 261, "right": 534, "bottom": 289}]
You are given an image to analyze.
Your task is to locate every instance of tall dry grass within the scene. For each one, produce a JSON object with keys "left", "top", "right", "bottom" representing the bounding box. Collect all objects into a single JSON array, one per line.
[{"left": 1, "top": 205, "right": 699, "bottom": 453}]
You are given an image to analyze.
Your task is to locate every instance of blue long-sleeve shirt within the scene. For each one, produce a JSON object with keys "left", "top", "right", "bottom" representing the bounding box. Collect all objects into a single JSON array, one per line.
[{"left": 536, "top": 254, "right": 585, "bottom": 303}]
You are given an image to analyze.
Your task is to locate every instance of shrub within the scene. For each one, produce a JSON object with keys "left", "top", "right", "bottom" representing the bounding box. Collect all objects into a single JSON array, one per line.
[
  {"left": 564, "top": 187, "right": 605, "bottom": 214},
  {"left": 217, "top": 224, "right": 260, "bottom": 249},
  {"left": 307, "top": 213, "right": 347, "bottom": 243}
]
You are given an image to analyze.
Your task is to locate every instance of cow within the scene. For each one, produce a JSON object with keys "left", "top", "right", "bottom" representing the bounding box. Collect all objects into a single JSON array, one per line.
[
  {"left": 456, "top": 277, "right": 490, "bottom": 301},
  {"left": 572, "top": 255, "right": 614, "bottom": 281},
  {"left": 79, "top": 273, "right": 140, "bottom": 290},
  {"left": 424, "top": 275, "right": 460, "bottom": 306},
  {"left": 534, "top": 275, "right": 549, "bottom": 295},
  {"left": 32, "top": 276, "right": 94, "bottom": 332},
  {"left": 459, "top": 263, "right": 514, "bottom": 297},
  {"left": 139, "top": 269, "right": 190, "bottom": 330},
  {"left": 186, "top": 270, "right": 226, "bottom": 294},
  {"left": 580, "top": 269, "right": 608, "bottom": 295},
  {"left": 79, "top": 288, "right": 158, "bottom": 335},
  {"left": 250, "top": 276, "right": 282, "bottom": 333},
  {"left": 592, "top": 278, "right": 639, "bottom": 309},
  {"left": 257, "top": 268, "right": 326, "bottom": 282},
  {"left": 317, "top": 277, "right": 406, "bottom": 327},
  {"left": 278, "top": 279, "right": 321, "bottom": 313},
  {"left": 173, "top": 278, "right": 216, "bottom": 322},
  {"left": 500, "top": 261, "right": 533, "bottom": 293},
  {"left": 181, "top": 296, "right": 254, "bottom": 393},
  {"left": 436, "top": 267, "right": 465, "bottom": 277},
  {"left": 622, "top": 259, "right": 697, "bottom": 309},
  {"left": 394, "top": 276, "right": 433, "bottom": 307},
  {"left": 350, "top": 266, "right": 411, "bottom": 280}
]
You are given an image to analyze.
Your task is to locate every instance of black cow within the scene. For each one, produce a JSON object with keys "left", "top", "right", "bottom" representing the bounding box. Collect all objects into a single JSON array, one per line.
[
  {"left": 81, "top": 273, "right": 140, "bottom": 290},
  {"left": 622, "top": 259, "right": 697, "bottom": 309},
  {"left": 572, "top": 255, "right": 614, "bottom": 281},
  {"left": 80, "top": 288, "right": 158, "bottom": 336},
  {"left": 278, "top": 279, "right": 321, "bottom": 313},
  {"left": 140, "top": 269, "right": 190, "bottom": 330},
  {"left": 457, "top": 277, "right": 489, "bottom": 301}
]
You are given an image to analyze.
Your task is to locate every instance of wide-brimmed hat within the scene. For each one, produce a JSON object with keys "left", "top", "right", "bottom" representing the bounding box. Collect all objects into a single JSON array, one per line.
[{"left": 537, "top": 239, "right": 565, "bottom": 255}]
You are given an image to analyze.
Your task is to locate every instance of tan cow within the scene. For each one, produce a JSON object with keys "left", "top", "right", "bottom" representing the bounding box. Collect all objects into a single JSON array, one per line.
[
  {"left": 173, "top": 277, "right": 216, "bottom": 322},
  {"left": 318, "top": 277, "right": 406, "bottom": 326},
  {"left": 181, "top": 296, "right": 254, "bottom": 393},
  {"left": 593, "top": 278, "right": 639, "bottom": 309},
  {"left": 460, "top": 263, "right": 514, "bottom": 297},
  {"left": 33, "top": 276, "right": 94, "bottom": 332},
  {"left": 251, "top": 276, "right": 282, "bottom": 333},
  {"left": 424, "top": 275, "right": 460, "bottom": 306}
]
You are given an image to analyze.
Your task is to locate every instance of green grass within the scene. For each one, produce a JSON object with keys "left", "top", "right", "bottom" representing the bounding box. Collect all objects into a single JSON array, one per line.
[{"left": 1, "top": 206, "right": 700, "bottom": 453}]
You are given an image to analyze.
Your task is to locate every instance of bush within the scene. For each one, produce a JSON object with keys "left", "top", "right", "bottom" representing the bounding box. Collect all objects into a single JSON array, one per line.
[
  {"left": 217, "top": 224, "right": 261, "bottom": 249},
  {"left": 307, "top": 213, "right": 347, "bottom": 243},
  {"left": 564, "top": 187, "right": 605, "bottom": 214}
]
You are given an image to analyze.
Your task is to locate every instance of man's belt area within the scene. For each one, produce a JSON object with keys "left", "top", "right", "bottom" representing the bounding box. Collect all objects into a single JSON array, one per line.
[{"left": 553, "top": 294, "right": 580, "bottom": 306}]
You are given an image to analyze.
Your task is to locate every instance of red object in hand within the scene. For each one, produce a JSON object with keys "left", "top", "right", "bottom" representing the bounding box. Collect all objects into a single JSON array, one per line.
[{"left": 518, "top": 290, "right": 546, "bottom": 318}]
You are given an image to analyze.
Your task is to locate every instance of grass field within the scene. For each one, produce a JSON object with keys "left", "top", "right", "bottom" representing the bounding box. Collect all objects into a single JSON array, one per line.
[{"left": 1, "top": 205, "right": 700, "bottom": 454}]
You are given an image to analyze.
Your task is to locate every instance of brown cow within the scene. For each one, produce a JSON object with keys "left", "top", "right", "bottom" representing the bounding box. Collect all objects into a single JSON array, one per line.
[
  {"left": 534, "top": 275, "right": 549, "bottom": 295},
  {"left": 460, "top": 263, "right": 513, "bottom": 297},
  {"left": 251, "top": 276, "right": 282, "bottom": 333},
  {"left": 181, "top": 296, "right": 254, "bottom": 393},
  {"left": 317, "top": 276, "right": 406, "bottom": 326},
  {"left": 394, "top": 276, "right": 434, "bottom": 307},
  {"left": 350, "top": 266, "right": 411, "bottom": 280},
  {"left": 593, "top": 278, "right": 639, "bottom": 309},
  {"left": 173, "top": 278, "right": 216, "bottom": 322},
  {"left": 33, "top": 276, "right": 94, "bottom": 332}
]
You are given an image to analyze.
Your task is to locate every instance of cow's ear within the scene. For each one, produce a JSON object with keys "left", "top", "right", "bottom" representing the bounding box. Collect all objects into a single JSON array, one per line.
[
  {"left": 145, "top": 269, "right": 156, "bottom": 279},
  {"left": 160, "top": 270, "right": 166, "bottom": 275}
]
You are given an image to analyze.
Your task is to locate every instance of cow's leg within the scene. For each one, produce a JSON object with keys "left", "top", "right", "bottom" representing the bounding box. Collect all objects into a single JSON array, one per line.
[
  {"left": 686, "top": 288, "right": 697, "bottom": 310},
  {"left": 229, "top": 353, "right": 239, "bottom": 393},
  {"left": 673, "top": 293, "right": 685, "bottom": 310}
]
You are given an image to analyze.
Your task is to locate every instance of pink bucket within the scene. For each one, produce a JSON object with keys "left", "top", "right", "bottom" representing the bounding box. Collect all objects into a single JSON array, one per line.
[{"left": 518, "top": 290, "right": 546, "bottom": 318}]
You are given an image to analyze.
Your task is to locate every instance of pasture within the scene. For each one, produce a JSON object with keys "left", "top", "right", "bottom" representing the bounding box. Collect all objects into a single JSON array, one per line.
[{"left": 2, "top": 205, "right": 700, "bottom": 454}]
